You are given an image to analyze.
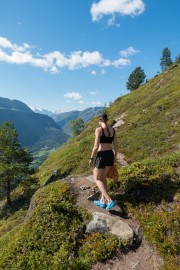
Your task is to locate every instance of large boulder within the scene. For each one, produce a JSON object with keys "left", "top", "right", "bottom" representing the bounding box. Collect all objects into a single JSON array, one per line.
[{"left": 86, "top": 212, "right": 134, "bottom": 245}]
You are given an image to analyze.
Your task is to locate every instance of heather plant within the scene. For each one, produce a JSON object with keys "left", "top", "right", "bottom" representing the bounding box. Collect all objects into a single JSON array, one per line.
[
  {"left": 118, "top": 153, "right": 179, "bottom": 198},
  {"left": 0, "top": 181, "right": 123, "bottom": 270}
]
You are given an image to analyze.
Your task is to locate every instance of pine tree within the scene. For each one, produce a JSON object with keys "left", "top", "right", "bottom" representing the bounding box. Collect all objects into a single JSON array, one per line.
[
  {"left": 126, "top": 66, "right": 146, "bottom": 91},
  {"left": 160, "top": 48, "right": 173, "bottom": 71},
  {"left": 0, "top": 121, "right": 33, "bottom": 205}
]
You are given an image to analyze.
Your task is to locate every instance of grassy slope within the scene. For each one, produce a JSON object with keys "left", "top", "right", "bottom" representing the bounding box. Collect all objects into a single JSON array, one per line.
[
  {"left": 36, "top": 64, "right": 180, "bottom": 184},
  {"left": 0, "top": 182, "right": 123, "bottom": 270},
  {"left": 0, "top": 64, "right": 179, "bottom": 269}
]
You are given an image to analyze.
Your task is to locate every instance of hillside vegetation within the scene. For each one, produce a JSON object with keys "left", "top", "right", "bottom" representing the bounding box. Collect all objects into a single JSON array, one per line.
[
  {"left": 0, "top": 64, "right": 179, "bottom": 269},
  {"left": 36, "top": 63, "right": 180, "bottom": 183},
  {"left": 0, "top": 181, "right": 124, "bottom": 269},
  {"left": 33, "top": 64, "right": 180, "bottom": 269}
]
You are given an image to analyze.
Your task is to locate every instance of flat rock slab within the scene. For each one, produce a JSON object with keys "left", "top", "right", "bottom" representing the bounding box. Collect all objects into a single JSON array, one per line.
[{"left": 86, "top": 212, "right": 134, "bottom": 245}]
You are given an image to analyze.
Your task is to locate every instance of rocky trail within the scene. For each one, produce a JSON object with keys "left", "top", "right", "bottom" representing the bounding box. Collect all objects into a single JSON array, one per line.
[{"left": 62, "top": 175, "right": 163, "bottom": 270}]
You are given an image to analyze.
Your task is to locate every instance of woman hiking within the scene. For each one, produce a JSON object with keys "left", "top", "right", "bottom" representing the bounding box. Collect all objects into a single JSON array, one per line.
[{"left": 89, "top": 113, "right": 118, "bottom": 211}]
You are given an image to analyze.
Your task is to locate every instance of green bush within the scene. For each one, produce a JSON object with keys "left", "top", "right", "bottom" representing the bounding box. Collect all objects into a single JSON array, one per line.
[
  {"left": 73, "top": 232, "right": 125, "bottom": 269},
  {"left": 139, "top": 203, "right": 180, "bottom": 257},
  {"left": 0, "top": 181, "right": 91, "bottom": 269},
  {"left": 118, "top": 153, "right": 180, "bottom": 192},
  {"left": 0, "top": 181, "right": 126, "bottom": 270}
]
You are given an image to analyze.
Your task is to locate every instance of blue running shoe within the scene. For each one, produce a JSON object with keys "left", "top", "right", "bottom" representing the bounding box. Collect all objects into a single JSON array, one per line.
[
  {"left": 94, "top": 200, "right": 107, "bottom": 208},
  {"left": 106, "top": 200, "right": 116, "bottom": 211}
]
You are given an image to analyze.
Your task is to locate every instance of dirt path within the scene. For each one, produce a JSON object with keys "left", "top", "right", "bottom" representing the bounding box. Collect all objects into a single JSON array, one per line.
[{"left": 65, "top": 176, "right": 163, "bottom": 270}]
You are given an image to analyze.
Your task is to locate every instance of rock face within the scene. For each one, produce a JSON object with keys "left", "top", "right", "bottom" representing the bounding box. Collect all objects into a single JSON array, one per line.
[{"left": 86, "top": 212, "right": 134, "bottom": 245}]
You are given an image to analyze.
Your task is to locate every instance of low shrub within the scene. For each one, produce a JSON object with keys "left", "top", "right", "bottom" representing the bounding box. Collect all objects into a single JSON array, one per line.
[
  {"left": 0, "top": 181, "right": 91, "bottom": 269},
  {"left": 72, "top": 232, "right": 125, "bottom": 269},
  {"left": 118, "top": 153, "right": 179, "bottom": 193},
  {"left": 0, "top": 181, "right": 125, "bottom": 270},
  {"left": 137, "top": 203, "right": 180, "bottom": 257}
]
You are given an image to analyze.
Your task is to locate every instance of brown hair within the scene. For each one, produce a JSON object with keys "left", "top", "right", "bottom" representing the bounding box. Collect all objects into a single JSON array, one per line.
[{"left": 98, "top": 113, "right": 108, "bottom": 122}]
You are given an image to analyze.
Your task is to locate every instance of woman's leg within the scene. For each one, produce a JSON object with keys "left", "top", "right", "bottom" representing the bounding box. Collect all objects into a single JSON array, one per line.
[
  {"left": 93, "top": 167, "right": 112, "bottom": 204},
  {"left": 100, "top": 166, "right": 112, "bottom": 203}
]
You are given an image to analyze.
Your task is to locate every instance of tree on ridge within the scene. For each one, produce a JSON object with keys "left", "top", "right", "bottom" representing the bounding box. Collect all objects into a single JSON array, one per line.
[
  {"left": 160, "top": 47, "right": 173, "bottom": 71},
  {"left": 126, "top": 66, "right": 146, "bottom": 92}
]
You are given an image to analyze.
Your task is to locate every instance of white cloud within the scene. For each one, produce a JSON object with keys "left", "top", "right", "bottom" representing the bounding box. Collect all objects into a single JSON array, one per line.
[
  {"left": 0, "top": 36, "right": 138, "bottom": 73},
  {"left": 112, "top": 58, "right": 131, "bottom": 67},
  {"left": 68, "top": 51, "right": 103, "bottom": 70},
  {"left": 64, "top": 92, "right": 82, "bottom": 100},
  {"left": 91, "top": 70, "right": 96, "bottom": 75},
  {"left": 0, "top": 36, "right": 31, "bottom": 52},
  {"left": 119, "top": 46, "right": 140, "bottom": 57},
  {"left": 91, "top": 0, "right": 145, "bottom": 22}
]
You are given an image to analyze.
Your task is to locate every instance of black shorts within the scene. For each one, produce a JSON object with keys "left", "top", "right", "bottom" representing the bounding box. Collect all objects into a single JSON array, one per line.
[{"left": 94, "top": 150, "right": 114, "bottom": 169}]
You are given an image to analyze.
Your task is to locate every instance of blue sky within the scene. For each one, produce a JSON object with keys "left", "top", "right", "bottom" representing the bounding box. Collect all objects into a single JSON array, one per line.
[{"left": 0, "top": 0, "right": 179, "bottom": 112}]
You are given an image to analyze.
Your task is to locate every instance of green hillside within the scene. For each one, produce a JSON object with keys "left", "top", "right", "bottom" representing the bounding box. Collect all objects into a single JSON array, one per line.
[
  {"left": 0, "top": 64, "right": 179, "bottom": 269},
  {"left": 36, "top": 63, "right": 180, "bottom": 183}
]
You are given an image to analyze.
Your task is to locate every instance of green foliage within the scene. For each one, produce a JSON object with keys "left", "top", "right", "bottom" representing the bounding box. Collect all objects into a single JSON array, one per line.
[
  {"left": 73, "top": 232, "right": 125, "bottom": 269},
  {"left": 0, "top": 181, "right": 91, "bottom": 269},
  {"left": 160, "top": 48, "right": 173, "bottom": 71},
  {"left": 36, "top": 133, "right": 95, "bottom": 185},
  {"left": 118, "top": 153, "right": 180, "bottom": 193},
  {"left": 126, "top": 66, "right": 146, "bottom": 91},
  {"left": 69, "top": 117, "right": 84, "bottom": 137},
  {"left": 0, "top": 121, "right": 34, "bottom": 205},
  {"left": 0, "top": 210, "right": 26, "bottom": 258},
  {"left": 139, "top": 204, "right": 180, "bottom": 257},
  {"left": 0, "top": 209, "right": 27, "bottom": 238},
  {"left": 113, "top": 153, "right": 180, "bottom": 269},
  {"left": 0, "top": 181, "right": 125, "bottom": 269},
  {"left": 130, "top": 202, "right": 180, "bottom": 270},
  {"left": 31, "top": 148, "right": 56, "bottom": 169}
]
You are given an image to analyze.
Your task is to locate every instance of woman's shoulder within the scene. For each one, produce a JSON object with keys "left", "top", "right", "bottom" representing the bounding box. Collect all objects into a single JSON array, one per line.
[
  {"left": 95, "top": 127, "right": 101, "bottom": 132},
  {"left": 95, "top": 127, "right": 102, "bottom": 134}
]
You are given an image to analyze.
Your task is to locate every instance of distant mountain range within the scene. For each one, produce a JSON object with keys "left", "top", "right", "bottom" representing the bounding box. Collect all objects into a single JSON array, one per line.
[
  {"left": 28, "top": 106, "right": 62, "bottom": 117},
  {"left": 0, "top": 97, "right": 104, "bottom": 154},
  {"left": 29, "top": 105, "right": 104, "bottom": 134},
  {"left": 53, "top": 107, "right": 104, "bottom": 133},
  {"left": 0, "top": 97, "right": 69, "bottom": 152}
]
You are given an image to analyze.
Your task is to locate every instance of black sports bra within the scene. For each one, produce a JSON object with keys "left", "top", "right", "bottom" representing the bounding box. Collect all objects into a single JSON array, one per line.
[{"left": 100, "top": 128, "right": 115, "bottom": 144}]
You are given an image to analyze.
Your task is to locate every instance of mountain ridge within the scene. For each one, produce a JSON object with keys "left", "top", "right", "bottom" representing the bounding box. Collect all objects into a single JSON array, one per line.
[{"left": 0, "top": 97, "right": 69, "bottom": 152}]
